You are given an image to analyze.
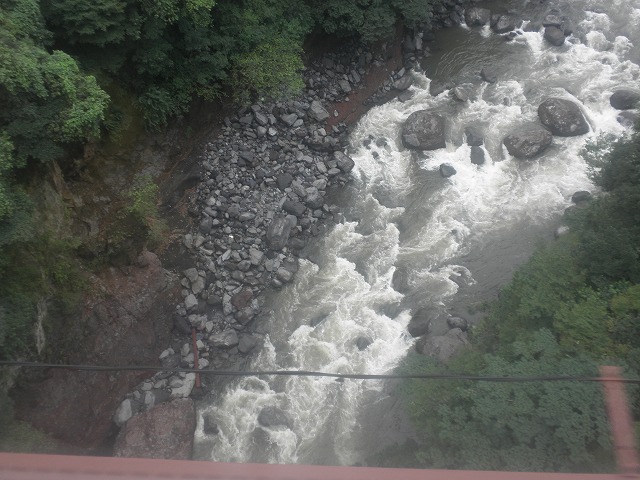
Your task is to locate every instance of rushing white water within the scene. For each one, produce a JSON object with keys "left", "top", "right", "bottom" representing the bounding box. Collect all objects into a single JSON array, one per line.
[{"left": 195, "top": 0, "right": 640, "bottom": 466}]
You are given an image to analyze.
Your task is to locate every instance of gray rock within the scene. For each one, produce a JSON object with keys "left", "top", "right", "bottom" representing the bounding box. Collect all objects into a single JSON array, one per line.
[
  {"left": 170, "top": 373, "right": 196, "bottom": 398},
  {"left": 309, "top": 100, "right": 330, "bottom": 122},
  {"left": 503, "top": 129, "right": 553, "bottom": 158},
  {"left": 617, "top": 110, "right": 640, "bottom": 128},
  {"left": 257, "top": 407, "right": 292, "bottom": 429},
  {"left": 465, "top": 7, "right": 491, "bottom": 26},
  {"left": 416, "top": 328, "right": 469, "bottom": 363},
  {"left": 447, "top": 316, "right": 470, "bottom": 331},
  {"left": 276, "top": 268, "right": 294, "bottom": 283},
  {"left": 114, "top": 399, "right": 134, "bottom": 427},
  {"left": 209, "top": 329, "right": 239, "bottom": 349},
  {"left": 610, "top": 90, "right": 640, "bottom": 110},
  {"left": 544, "top": 26, "right": 565, "bottom": 46},
  {"left": 408, "top": 308, "right": 432, "bottom": 337},
  {"left": 338, "top": 79, "right": 352, "bottom": 93},
  {"left": 394, "top": 75, "right": 414, "bottom": 91},
  {"left": 491, "top": 14, "right": 516, "bottom": 34},
  {"left": 276, "top": 173, "right": 294, "bottom": 190},
  {"left": 305, "top": 191, "right": 324, "bottom": 210},
  {"left": 238, "top": 335, "right": 260, "bottom": 354},
  {"left": 571, "top": 191, "right": 592, "bottom": 203},
  {"left": 334, "top": 151, "right": 355, "bottom": 173},
  {"left": 203, "top": 412, "right": 219, "bottom": 435},
  {"left": 281, "top": 113, "right": 298, "bottom": 127},
  {"left": 249, "top": 248, "right": 264, "bottom": 265},
  {"left": 282, "top": 200, "right": 306, "bottom": 216},
  {"left": 266, "top": 216, "right": 292, "bottom": 250},
  {"left": 538, "top": 98, "right": 589, "bottom": 136},
  {"left": 183, "top": 268, "right": 199, "bottom": 283},
  {"left": 401, "top": 110, "right": 446, "bottom": 150},
  {"left": 254, "top": 112, "right": 269, "bottom": 126},
  {"left": 184, "top": 294, "right": 198, "bottom": 311},
  {"left": 465, "top": 128, "right": 484, "bottom": 146},
  {"left": 439, "top": 163, "right": 457, "bottom": 178},
  {"left": 470, "top": 146, "right": 485, "bottom": 165}
]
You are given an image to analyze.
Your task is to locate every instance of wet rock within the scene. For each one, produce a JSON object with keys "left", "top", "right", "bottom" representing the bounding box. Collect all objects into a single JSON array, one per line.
[
  {"left": 266, "top": 216, "right": 292, "bottom": 250},
  {"left": 617, "top": 110, "right": 640, "bottom": 128},
  {"left": 238, "top": 334, "right": 260, "bottom": 354},
  {"left": 571, "top": 191, "right": 592, "bottom": 204},
  {"left": 465, "top": 128, "right": 484, "bottom": 146},
  {"left": 408, "top": 308, "right": 432, "bottom": 337},
  {"left": 544, "top": 26, "right": 565, "bottom": 46},
  {"left": 480, "top": 67, "right": 497, "bottom": 84},
  {"left": 114, "top": 398, "right": 196, "bottom": 459},
  {"left": 334, "top": 151, "right": 355, "bottom": 173},
  {"left": 203, "top": 412, "right": 219, "bottom": 435},
  {"left": 439, "top": 163, "right": 457, "bottom": 178},
  {"left": 282, "top": 200, "right": 306, "bottom": 216},
  {"left": 355, "top": 337, "right": 372, "bottom": 351},
  {"left": 394, "top": 75, "right": 414, "bottom": 91},
  {"left": 415, "top": 328, "right": 469, "bottom": 363},
  {"left": 610, "top": 90, "right": 640, "bottom": 110},
  {"left": 447, "top": 316, "right": 470, "bottom": 331},
  {"left": 257, "top": 407, "right": 292, "bottom": 429},
  {"left": 491, "top": 14, "right": 516, "bottom": 34},
  {"left": 503, "top": 129, "right": 553, "bottom": 158},
  {"left": 470, "top": 146, "right": 485, "bottom": 165},
  {"left": 465, "top": 7, "right": 491, "bottom": 27},
  {"left": 401, "top": 110, "right": 446, "bottom": 150},
  {"left": 538, "top": 98, "right": 589, "bottom": 136},
  {"left": 209, "top": 329, "right": 239, "bottom": 349}
]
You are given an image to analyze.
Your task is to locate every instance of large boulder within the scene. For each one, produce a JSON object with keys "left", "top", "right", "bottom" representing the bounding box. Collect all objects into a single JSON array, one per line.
[
  {"left": 308, "top": 100, "right": 330, "bottom": 122},
  {"left": 266, "top": 216, "right": 292, "bottom": 250},
  {"left": 408, "top": 308, "right": 433, "bottom": 337},
  {"left": 610, "top": 90, "right": 640, "bottom": 110},
  {"left": 491, "top": 14, "right": 516, "bottom": 34},
  {"left": 465, "top": 7, "right": 491, "bottom": 27},
  {"left": 334, "top": 151, "right": 355, "bottom": 173},
  {"left": 415, "top": 328, "right": 469, "bottom": 363},
  {"left": 503, "top": 129, "right": 553, "bottom": 158},
  {"left": 401, "top": 111, "right": 446, "bottom": 150},
  {"left": 114, "top": 398, "right": 196, "bottom": 459},
  {"left": 538, "top": 98, "right": 589, "bottom": 136}
]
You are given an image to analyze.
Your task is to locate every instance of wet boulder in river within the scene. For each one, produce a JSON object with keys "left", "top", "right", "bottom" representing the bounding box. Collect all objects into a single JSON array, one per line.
[
  {"left": 401, "top": 110, "right": 446, "bottom": 150},
  {"left": 491, "top": 14, "right": 516, "bottom": 34},
  {"left": 439, "top": 163, "right": 457, "bottom": 178},
  {"left": 503, "top": 129, "right": 553, "bottom": 158},
  {"left": 465, "top": 7, "right": 491, "bottom": 27},
  {"left": 538, "top": 98, "right": 589, "bottom": 136},
  {"left": 408, "top": 308, "right": 433, "bottom": 337},
  {"left": 610, "top": 90, "right": 640, "bottom": 110}
]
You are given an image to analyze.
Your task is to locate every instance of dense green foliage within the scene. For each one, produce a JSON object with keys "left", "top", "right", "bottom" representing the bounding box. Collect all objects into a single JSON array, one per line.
[{"left": 395, "top": 127, "right": 640, "bottom": 471}]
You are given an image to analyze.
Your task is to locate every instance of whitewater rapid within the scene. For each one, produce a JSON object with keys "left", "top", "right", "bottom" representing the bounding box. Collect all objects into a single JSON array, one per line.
[{"left": 195, "top": 0, "right": 640, "bottom": 465}]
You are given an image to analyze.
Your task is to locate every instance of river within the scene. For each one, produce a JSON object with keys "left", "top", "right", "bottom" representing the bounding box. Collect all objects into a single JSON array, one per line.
[{"left": 193, "top": 0, "right": 640, "bottom": 466}]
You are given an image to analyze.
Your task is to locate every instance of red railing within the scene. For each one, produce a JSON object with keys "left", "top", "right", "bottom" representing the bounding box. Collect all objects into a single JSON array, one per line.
[{"left": 0, "top": 366, "right": 637, "bottom": 480}]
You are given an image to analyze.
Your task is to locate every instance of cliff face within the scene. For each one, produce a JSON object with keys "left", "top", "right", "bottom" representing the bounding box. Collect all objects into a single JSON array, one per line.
[{"left": 14, "top": 251, "right": 178, "bottom": 450}]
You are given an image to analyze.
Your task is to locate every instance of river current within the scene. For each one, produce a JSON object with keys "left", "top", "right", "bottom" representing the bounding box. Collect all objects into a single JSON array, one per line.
[{"left": 194, "top": 0, "right": 640, "bottom": 466}]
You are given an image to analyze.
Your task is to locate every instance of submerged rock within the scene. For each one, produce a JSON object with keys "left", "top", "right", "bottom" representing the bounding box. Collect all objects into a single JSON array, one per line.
[
  {"left": 465, "top": 7, "right": 491, "bottom": 27},
  {"left": 544, "top": 26, "right": 565, "bottom": 46}
]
